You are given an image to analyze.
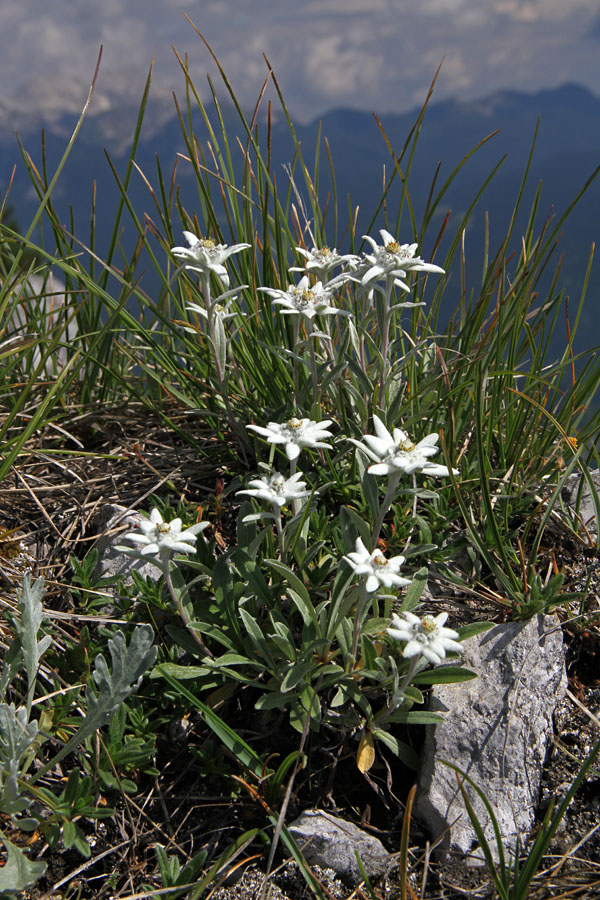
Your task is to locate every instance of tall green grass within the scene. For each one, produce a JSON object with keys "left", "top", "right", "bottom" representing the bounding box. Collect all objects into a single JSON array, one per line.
[{"left": 1, "top": 35, "right": 599, "bottom": 899}]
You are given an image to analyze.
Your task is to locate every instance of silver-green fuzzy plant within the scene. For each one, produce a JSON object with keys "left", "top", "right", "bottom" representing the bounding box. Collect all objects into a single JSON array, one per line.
[{"left": 0, "top": 573, "right": 157, "bottom": 895}]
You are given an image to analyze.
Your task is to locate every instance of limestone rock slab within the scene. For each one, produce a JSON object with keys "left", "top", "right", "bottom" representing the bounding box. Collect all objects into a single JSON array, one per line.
[
  {"left": 288, "top": 810, "right": 393, "bottom": 882},
  {"left": 415, "top": 615, "right": 567, "bottom": 862},
  {"left": 93, "top": 503, "right": 160, "bottom": 583},
  {"left": 561, "top": 470, "right": 600, "bottom": 538}
]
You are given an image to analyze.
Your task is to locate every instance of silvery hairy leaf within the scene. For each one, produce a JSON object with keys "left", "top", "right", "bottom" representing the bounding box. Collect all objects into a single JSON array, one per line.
[
  {"left": 86, "top": 625, "right": 158, "bottom": 728},
  {"left": 31, "top": 625, "right": 157, "bottom": 783},
  {"left": 0, "top": 704, "right": 39, "bottom": 821},
  {"left": 15, "top": 574, "right": 52, "bottom": 713},
  {"left": 0, "top": 835, "right": 47, "bottom": 892}
]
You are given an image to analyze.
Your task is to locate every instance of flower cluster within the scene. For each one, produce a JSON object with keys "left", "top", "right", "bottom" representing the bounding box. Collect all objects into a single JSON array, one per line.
[
  {"left": 343, "top": 538, "right": 411, "bottom": 593},
  {"left": 387, "top": 611, "right": 462, "bottom": 664},
  {"left": 247, "top": 417, "right": 334, "bottom": 461},
  {"left": 171, "top": 231, "right": 250, "bottom": 286},
  {"left": 259, "top": 276, "right": 349, "bottom": 321},
  {"left": 360, "top": 230, "right": 445, "bottom": 290},
  {"left": 165, "top": 227, "right": 464, "bottom": 684},
  {"left": 352, "top": 415, "right": 458, "bottom": 478},
  {"left": 119, "top": 509, "right": 208, "bottom": 560},
  {"left": 237, "top": 471, "right": 311, "bottom": 508}
]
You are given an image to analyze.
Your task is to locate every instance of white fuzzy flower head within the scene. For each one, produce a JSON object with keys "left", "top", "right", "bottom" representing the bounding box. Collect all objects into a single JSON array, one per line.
[
  {"left": 237, "top": 471, "right": 312, "bottom": 508},
  {"left": 246, "top": 417, "right": 334, "bottom": 461},
  {"left": 289, "top": 245, "right": 359, "bottom": 280},
  {"left": 187, "top": 297, "right": 238, "bottom": 323},
  {"left": 351, "top": 415, "right": 458, "bottom": 478},
  {"left": 120, "top": 508, "right": 209, "bottom": 558},
  {"left": 259, "top": 276, "right": 348, "bottom": 320},
  {"left": 387, "top": 611, "right": 463, "bottom": 665},
  {"left": 344, "top": 537, "right": 411, "bottom": 593},
  {"left": 171, "top": 231, "right": 250, "bottom": 286},
  {"left": 361, "top": 229, "right": 445, "bottom": 289}
]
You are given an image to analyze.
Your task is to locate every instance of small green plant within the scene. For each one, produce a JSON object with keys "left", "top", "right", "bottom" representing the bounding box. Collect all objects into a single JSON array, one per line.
[
  {"left": 0, "top": 29, "right": 598, "bottom": 897},
  {"left": 444, "top": 737, "right": 600, "bottom": 900},
  {"left": 0, "top": 574, "right": 157, "bottom": 889}
]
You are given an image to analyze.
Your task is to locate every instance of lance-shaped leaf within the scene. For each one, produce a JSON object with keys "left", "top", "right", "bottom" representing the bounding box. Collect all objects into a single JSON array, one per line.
[{"left": 15, "top": 574, "right": 52, "bottom": 713}]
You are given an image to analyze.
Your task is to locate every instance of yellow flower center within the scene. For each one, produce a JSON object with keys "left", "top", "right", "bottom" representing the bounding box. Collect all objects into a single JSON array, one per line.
[
  {"left": 287, "top": 417, "right": 303, "bottom": 429},
  {"left": 421, "top": 616, "right": 437, "bottom": 634},
  {"left": 298, "top": 289, "right": 315, "bottom": 307},
  {"left": 385, "top": 240, "right": 401, "bottom": 254},
  {"left": 396, "top": 438, "right": 416, "bottom": 452},
  {"left": 199, "top": 238, "right": 216, "bottom": 249},
  {"left": 373, "top": 553, "right": 388, "bottom": 568},
  {"left": 157, "top": 522, "right": 171, "bottom": 534}
]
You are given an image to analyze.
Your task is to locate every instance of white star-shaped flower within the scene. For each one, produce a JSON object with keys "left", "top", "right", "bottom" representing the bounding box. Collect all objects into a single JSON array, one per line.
[
  {"left": 247, "top": 417, "right": 334, "bottom": 461},
  {"left": 343, "top": 538, "right": 411, "bottom": 593},
  {"left": 171, "top": 231, "right": 250, "bottom": 286},
  {"left": 119, "top": 508, "right": 208, "bottom": 558},
  {"left": 387, "top": 611, "right": 462, "bottom": 665},
  {"left": 360, "top": 229, "right": 444, "bottom": 290},
  {"left": 351, "top": 415, "right": 458, "bottom": 478},
  {"left": 237, "top": 471, "right": 312, "bottom": 508},
  {"left": 259, "top": 276, "right": 349, "bottom": 320},
  {"left": 289, "top": 245, "right": 359, "bottom": 281}
]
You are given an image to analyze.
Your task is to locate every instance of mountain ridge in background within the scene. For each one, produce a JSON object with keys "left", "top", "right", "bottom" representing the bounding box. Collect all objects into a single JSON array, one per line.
[{"left": 1, "top": 82, "right": 598, "bottom": 360}]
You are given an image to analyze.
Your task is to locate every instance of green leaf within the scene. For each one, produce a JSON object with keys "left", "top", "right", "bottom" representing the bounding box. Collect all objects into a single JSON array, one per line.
[
  {"left": 157, "top": 667, "right": 267, "bottom": 780},
  {"left": 339, "top": 505, "right": 372, "bottom": 549},
  {"left": 151, "top": 663, "right": 211, "bottom": 680},
  {"left": 372, "top": 730, "right": 420, "bottom": 768},
  {"left": 239, "top": 609, "right": 275, "bottom": 666},
  {"left": 255, "top": 691, "right": 291, "bottom": 711},
  {"left": 31, "top": 626, "right": 156, "bottom": 784},
  {"left": 412, "top": 665, "right": 477, "bottom": 685},
  {"left": 361, "top": 470, "right": 380, "bottom": 522},
  {"left": 0, "top": 834, "right": 46, "bottom": 892},
  {"left": 401, "top": 567, "right": 429, "bottom": 610},
  {"left": 457, "top": 621, "right": 495, "bottom": 640},
  {"left": 264, "top": 559, "right": 316, "bottom": 623},
  {"left": 280, "top": 658, "right": 317, "bottom": 693},
  {"left": 389, "top": 710, "right": 444, "bottom": 725},
  {"left": 16, "top": 574, "right": 51, "bottom": 713}
]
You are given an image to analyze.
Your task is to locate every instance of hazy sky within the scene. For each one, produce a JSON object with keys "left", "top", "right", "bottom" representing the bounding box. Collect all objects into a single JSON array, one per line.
[{"left": 1, "top": 0, "right": 600, "bottom": 125}]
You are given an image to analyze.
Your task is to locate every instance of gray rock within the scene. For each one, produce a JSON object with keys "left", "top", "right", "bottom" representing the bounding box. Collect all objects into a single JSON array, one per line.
[
  {"left": 415, "top": 615, "right": 567, "bottom": 863},
  {"left": 94, "top": 504, "right": 161, "bottom": 583},
  {"left": 3, "top": 272, "right": 77, "bottom": 373},
  {"left": 288, "top": 810, "right": 393, "bottom": 882},
  {"left": 561, "top": 469, "right": 600, "bottom": 538}
]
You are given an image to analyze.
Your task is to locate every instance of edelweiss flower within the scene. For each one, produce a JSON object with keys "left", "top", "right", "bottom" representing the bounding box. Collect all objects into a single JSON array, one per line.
[
  {"left": 247, "top": 417, "right": 334, "bottom": 460},
  {"left": 237, "top": 471, "right": 312, "bottom": 508},
  {"left": 119, "top": 508, "right": 208, "bottom": 558},
  {"left": 351, "top": 415, "right": 458, "bottom": 478},
  {"left": 187, "top": 297, "right": 238, "bottom": 323},
  {"left": 387, "top": 611, "right": 462, "bottom": 664},
  {"left": 360, "top": 229, "right": 444, "bottom": 289},
  {"left": 171, "top": 231, "right": 250, "bottom": 286},
  {"left": 344, "top": 538, "right": 411, "bottom": 593},
  {"left": 289, "top": 245, "right": 359, "bottom": 280},
  {"left": 259, "top": 276, "right": 348, "bottom": 320}
]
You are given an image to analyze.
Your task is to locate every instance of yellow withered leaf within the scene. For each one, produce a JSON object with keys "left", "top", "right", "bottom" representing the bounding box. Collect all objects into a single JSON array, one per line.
[{"left": 356, "top": 731, "right": 376, "bottom": 773}]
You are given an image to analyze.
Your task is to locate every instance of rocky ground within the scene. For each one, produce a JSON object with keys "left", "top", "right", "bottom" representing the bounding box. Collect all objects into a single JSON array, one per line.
[{"left": 1, "top": 408, "right": 599, "bottom": 900}]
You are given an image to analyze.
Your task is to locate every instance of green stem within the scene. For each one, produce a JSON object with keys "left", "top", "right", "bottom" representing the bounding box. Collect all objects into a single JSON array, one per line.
[
  {"left": 164, "top": 559, "right": 213, "bottom": 659},
  {"left": 372, "top": 472, "right": 401, "bottom": 549}
]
